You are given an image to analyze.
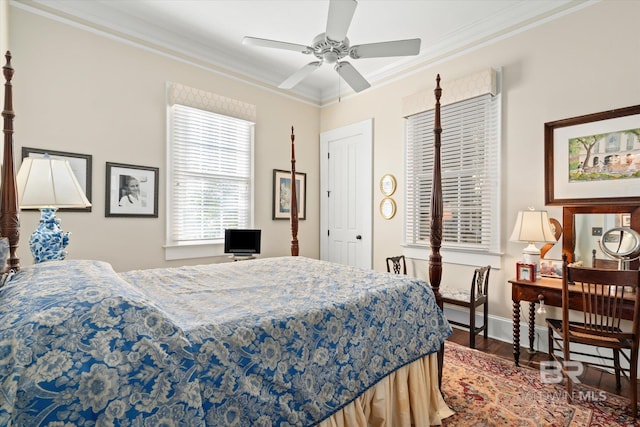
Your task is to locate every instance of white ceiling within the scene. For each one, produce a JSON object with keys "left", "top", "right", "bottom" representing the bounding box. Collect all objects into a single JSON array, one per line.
[{"left": 16, "top": 0, "right": 594, "bottom": 104}]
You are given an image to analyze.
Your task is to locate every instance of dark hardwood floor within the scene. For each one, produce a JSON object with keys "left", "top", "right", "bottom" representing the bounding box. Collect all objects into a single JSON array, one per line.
[{"left": 446, "top": 326, "right": 633, "bottom": 398}]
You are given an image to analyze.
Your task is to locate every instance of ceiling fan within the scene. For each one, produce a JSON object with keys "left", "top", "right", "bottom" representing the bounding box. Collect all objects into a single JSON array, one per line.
[{"left": 242, "top": 0, "right": 421, "bottom": 93}]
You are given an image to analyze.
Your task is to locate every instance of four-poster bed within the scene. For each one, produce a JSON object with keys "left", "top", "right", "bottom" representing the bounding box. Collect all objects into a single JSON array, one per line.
[
  {"left": 0, "top": 52, "right": 452, "bottom": 426},
  {"left": 1, "top": 51, "right": 19, "bottom": 273},
  {"left": 430, "top": 75, "right": 445, "bottom": 382},
  {"left": 290, "top": 126, "right": 299, "bottom": 256}
]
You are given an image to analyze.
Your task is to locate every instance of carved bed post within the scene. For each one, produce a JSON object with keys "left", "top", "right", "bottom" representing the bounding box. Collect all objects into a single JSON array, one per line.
[
  {"left": 429, "top": 75, "right": 443, "bottom": 307},
  {"left": 1, "top": 51, "right": 20, "bottom": 272},
  {"left": 429, "top": 75, "right": 443, "bottom": 386},
  {"left": 290, "top": 126, "right": 299, "bottom": 256}
]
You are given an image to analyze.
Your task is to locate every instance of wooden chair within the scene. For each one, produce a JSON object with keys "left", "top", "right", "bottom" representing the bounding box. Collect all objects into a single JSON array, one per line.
[
  {"left": 592, "top": 249, "right": 619, "bottom": 269},
  {"left": 386, "top": 255, "right": 407, "bottom": 275},
  {"left": 546, "top": 255, "right": 640, "bottom": 417},
  {"left": 440, "top": 265, "right": 491, "bottom": 349}
]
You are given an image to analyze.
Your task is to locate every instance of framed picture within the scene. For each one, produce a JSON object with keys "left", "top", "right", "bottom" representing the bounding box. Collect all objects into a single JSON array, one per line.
[
  {"left": 273, "top": 169, "right": 306, "bottom": 220},
  {"left": 620, "top": 213, "right": 631, "bottom": 228},
  {"left": 540, "top": 259, "right": 563, "bottom": 279},
  {"left": 380, "top": 174, "right": 397, "bottom": 196},
  {"left": 516, "top": 262, "right": 536, "bottom": 282},
  {"left": 105, "top": 162, "right": 159, "bottom": 218},
  {"left": 380, "top": 197, "right": 397, "bottom": 220},
  {"left": 21, "top": 147, "right": 92, "bottom": 212},
  {"left": 544, "top": 104, "right": 640, "bottom": 206}
]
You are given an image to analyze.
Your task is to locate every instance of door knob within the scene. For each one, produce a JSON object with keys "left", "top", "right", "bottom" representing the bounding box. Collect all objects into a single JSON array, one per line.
[{"left": 356, "top": 235, "right": 362, "bottom": 240}]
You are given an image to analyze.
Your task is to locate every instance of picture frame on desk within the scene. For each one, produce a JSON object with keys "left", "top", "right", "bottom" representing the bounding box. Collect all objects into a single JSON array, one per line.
[
  {"left": 516, "top": 262, "right": 536, "bottom": 282},
  {"left": 540, "top": 259, "right": 563, "bottom": 278}
]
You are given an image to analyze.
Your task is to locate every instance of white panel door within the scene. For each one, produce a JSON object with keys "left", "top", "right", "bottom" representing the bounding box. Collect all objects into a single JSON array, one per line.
[{"left": 320, "top": 119, "right": 372, "bottom": 268}]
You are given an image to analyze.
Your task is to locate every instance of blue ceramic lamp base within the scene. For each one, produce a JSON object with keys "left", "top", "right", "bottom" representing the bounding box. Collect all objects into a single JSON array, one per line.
[{"left": 29, "top": 208, "right": 70, "bottom": 263}]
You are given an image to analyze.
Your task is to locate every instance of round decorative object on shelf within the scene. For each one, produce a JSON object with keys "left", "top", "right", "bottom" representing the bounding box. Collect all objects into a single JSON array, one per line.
[
  {"left": 380, "top": 174, "right": 397, "bottom": 196},
  {"left": 380, "top": 197, "right": 396, "bottom": 220}
]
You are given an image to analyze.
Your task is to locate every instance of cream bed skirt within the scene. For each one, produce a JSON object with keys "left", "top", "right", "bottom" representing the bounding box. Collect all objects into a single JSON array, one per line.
[{"left": 317, "top": 353, "right": 454, "bottom": 427}]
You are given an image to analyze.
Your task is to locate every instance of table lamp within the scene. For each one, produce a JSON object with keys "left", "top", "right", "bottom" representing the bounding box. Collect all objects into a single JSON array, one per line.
[
  {"left": 16, "top": 156, "right": 91, "bottom": 263},
  {"left": 510, "top": 208, "right": 557, "bottom": 277}
]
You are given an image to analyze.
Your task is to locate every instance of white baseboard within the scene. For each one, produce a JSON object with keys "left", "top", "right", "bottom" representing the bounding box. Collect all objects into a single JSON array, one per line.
[
  {"left": 443, "top": 305, "right": 547, "bottom": 350},
  {"left": 442, "top": 305, "right": 626, "bottom": 371}
]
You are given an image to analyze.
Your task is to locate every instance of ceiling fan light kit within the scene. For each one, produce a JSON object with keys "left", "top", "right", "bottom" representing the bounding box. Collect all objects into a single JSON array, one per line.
[{"left": 242, "top": 0, "right": 421, "bottom": 93}]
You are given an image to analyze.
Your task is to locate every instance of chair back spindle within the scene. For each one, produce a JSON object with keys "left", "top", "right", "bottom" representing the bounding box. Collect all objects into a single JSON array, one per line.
[
  {"left": 472, "top": 265, "right": 490, "bottom": 299},
  {"left": 386, "top": 255, "right": 407, "bottom": 275},
  {"left": 567, "top": 266, "right": 639, "bottom": 342}
]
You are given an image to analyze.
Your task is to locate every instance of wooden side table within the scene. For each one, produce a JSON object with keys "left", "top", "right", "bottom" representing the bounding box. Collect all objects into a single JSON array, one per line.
[{"left": 509, "top": 277, "right": 562, "bottom": 366}]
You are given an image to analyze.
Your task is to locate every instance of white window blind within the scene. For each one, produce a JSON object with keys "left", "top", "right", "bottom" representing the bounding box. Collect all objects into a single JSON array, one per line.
[
  {"left": 405, "top": 93, "right": 500, "bottom": 255},
  {"left": 169, "top": 104, "right": 254, "bottom": 244}
]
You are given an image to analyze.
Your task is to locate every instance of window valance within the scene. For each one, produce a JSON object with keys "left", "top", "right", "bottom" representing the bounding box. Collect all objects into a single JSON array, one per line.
[
  {"left": 167, "top": 82, "right": 256, "bottom": 123},
  {"left": 402, "top": 68, "right": 497, "bottom": 117}
]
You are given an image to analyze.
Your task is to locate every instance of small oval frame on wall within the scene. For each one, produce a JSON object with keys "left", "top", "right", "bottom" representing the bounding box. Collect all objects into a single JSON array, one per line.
[
  {"left": 380, "top": 197, "right": 397, "bottom": 220},
  {"left": 380, "top": 174, "right": 397, "bottom": 196}
]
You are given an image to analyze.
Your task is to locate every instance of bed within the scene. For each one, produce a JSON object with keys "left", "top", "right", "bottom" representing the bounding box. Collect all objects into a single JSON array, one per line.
[{"left": 0, "top": 51, "right": 452, "bottom": 426}]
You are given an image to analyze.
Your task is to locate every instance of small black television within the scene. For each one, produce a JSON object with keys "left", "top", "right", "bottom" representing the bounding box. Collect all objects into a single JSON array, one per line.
[{"left": 224, "top": 229, "right": 261, "bottom": 257}]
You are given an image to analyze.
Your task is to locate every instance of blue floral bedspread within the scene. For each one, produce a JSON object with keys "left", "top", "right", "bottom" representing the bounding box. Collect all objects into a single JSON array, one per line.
[{"left": 0, "top": 257, "right": 450, "bottom": 426}]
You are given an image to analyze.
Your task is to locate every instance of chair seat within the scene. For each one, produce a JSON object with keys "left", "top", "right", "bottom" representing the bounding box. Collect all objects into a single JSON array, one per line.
[
  {"left": 441, "top": 287, "right": 472, "bottom": 303},
  {"left": 547, "top": 318, "right": 625, "bottom": 344}
]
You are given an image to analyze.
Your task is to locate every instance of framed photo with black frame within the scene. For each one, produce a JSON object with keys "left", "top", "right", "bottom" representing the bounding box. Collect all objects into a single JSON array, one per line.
[
  {"left": 105, "top": 162, "right": 159, "bottom": 218},
  {"left": 21, "top": 147, "right": 92, "bottom": 212}
]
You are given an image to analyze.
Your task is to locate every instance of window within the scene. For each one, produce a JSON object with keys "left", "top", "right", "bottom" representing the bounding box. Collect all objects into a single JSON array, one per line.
[
  {"left": 404, "top": 76, "right": 500, "bottom": 265},
  {"left": 166, "top": 83, "right": 255, "bottom": 260}
]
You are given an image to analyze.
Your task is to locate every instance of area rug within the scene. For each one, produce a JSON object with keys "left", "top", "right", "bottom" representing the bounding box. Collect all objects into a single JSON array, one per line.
[{"left": 440, "top": 342, "right": 637, "bottom": 426}]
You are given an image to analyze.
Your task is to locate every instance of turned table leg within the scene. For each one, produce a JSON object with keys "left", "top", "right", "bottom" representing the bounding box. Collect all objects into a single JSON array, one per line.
[
  {"left": 513, "top": 300, "right": 521, "bottom": 366},
  {"left": 529, "top": 302, "right": 536, "bottom": 352}
]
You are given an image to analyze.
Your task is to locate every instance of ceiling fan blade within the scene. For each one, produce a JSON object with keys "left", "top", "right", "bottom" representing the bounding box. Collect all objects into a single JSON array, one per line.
[
  {"left": 242, "top": 36, "right": 311, "bottom": 53},
  {"left": 326, "top": 0, "right": 357, "bottom": 42},
  {"left": 335, "top": 61, "right": 370, "bottom": 93},
  {"left": 350, "top": 38, "right": 421, "bottom": 59},
  {"left": 279, "top": 62, "right": 322, "bottom": 89}
]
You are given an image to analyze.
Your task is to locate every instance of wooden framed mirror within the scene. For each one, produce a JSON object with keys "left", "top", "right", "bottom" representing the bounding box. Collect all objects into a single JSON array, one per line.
[{"left": 562, "top": 205, "right": 640, "bottom": 269}]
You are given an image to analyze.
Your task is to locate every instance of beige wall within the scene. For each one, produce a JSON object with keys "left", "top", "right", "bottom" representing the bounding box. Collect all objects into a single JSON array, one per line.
[
  {"left": 8, "top": 7, "right": 320, "bottom": 272},
  {"left": 6, "top": 2, "right": 640, "bottom": 324},
  {"left": 0, "top": 0, "right": 7, "bottom": 56},
  {"left": 320, "top": 0, "right": 640, "bottom": 320},
  {"left": 0, "top": 1, "right": 7, "bottom": 167}
]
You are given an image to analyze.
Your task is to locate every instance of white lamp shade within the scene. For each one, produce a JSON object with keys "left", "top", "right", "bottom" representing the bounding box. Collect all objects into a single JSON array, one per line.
[
  {"left": 509, "top": 210, "right": 557, "bottom": 243},
  {"left": 17, "top": 157, "right": 91, "bottom": 209}
]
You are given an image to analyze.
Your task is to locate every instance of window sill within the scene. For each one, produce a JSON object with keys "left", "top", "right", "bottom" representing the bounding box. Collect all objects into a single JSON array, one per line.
[
  {"left": 403, "top": 245, "right": 502, "bottom": 269},
  {"left": 164, "top": 241, "right": 225, "bottom": 261}
]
